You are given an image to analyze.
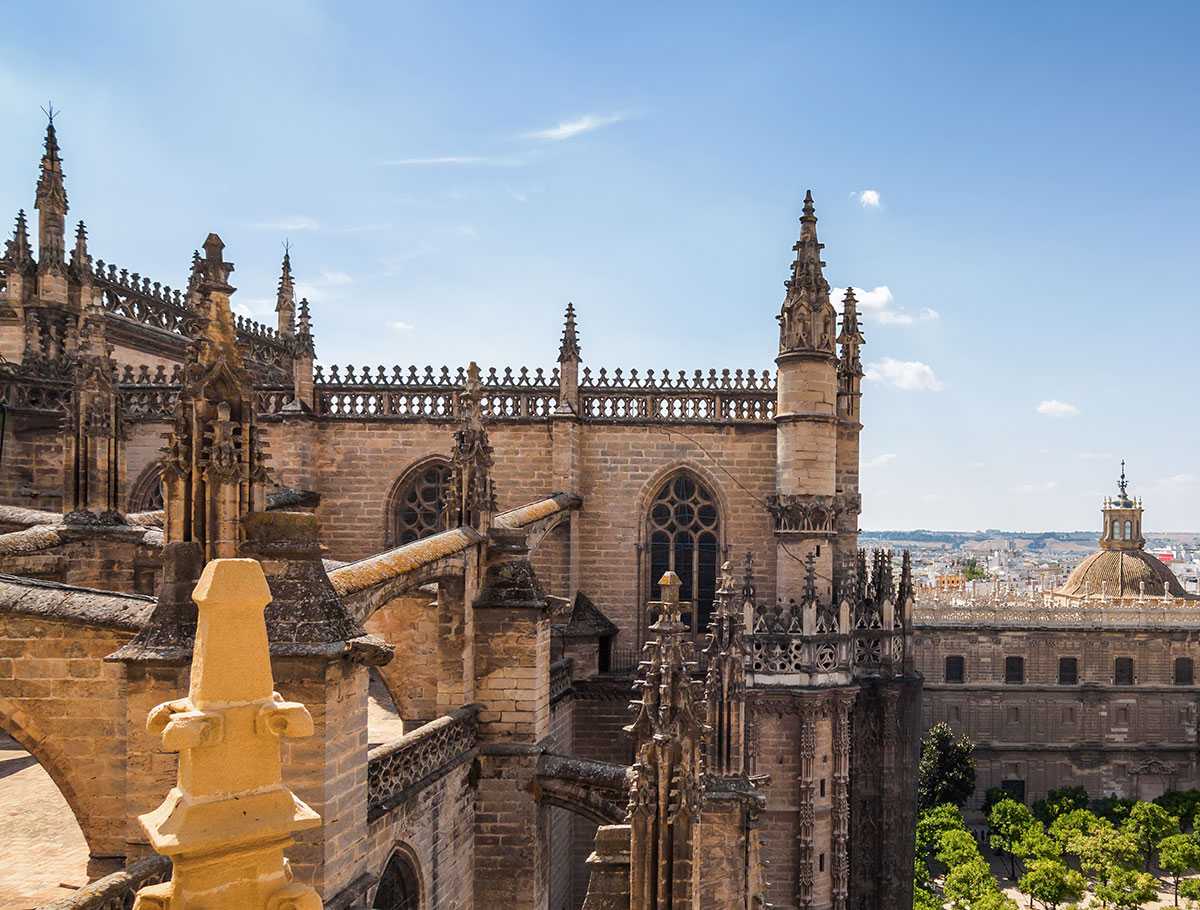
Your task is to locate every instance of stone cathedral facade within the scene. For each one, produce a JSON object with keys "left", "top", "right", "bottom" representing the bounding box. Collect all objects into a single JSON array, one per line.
[{"left": 0, "top": 121, "right": 920, "bottom": 909}]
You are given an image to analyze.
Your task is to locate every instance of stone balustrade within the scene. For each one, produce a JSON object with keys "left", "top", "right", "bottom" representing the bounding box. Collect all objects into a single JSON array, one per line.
[
  {"left": 915, "top": 592, "right": 1200, "bottom": 629},
  {"left": 366, "top": 704, "right": 481, "bottom": 820}
]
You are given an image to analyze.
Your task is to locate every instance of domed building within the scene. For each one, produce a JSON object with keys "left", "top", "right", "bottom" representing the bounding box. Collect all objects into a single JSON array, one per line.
[
  {"left": 1054, "top": 466, "right": 1195, "bottom": 602},
  {"left": 914, "top": 467, "right": 1200, "bottom": 807}
]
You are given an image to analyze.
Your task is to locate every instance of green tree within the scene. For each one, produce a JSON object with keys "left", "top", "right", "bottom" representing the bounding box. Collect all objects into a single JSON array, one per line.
[
  {"left": 1014, "top": 822, "right": 1063, "bottom": 865},
  {"left": 944, "top": 858, "right": 1009, "bottom": 910},
  {"left": 1157, "top": 791, "right": 1200, "bottom": 830},
  {"left": 1033, "top": 786, "right": 1090, "bottom": 826},
  {"left": 1159, "top": 833, "right": 1200, "bottom": 905},
  {"left": 1017, "top": 858, "right": 1086, "bottom": 910},
  {"left": 939, "top": 828, "right": 983, "bottom": 868},
  {"left": 917, "top": 803, "right": 969, "bottom": 865},
  {"left": 963, "top": 558, "right": 988, "bottom": 582},
  {"left": 983, "top": 786, "right": 1010, "bottom": 815},
  {"left": 1122, "top": 801, "right": 1180, "bottom": 869},
  {"left": 1049, "top": 808, "right": 1105, "bottom": 851},
  {"left": 918, "top": 723, "right": 977, "bottom": 812},
  {"left": 989, "top": 798, "right": 1037, "bottom": 878},
  {"left": 1095, "top": 794, "right": 1137, "bottom": 826},
  {"left": 1070, "top": 824, "right": 1138, "bottom": 891},
  {"left": 1179, "top": 877, "right": 1200, "bottom": 908},
  {"left": 1092, "top": 867, "right": 1158, "bottom": 910}
]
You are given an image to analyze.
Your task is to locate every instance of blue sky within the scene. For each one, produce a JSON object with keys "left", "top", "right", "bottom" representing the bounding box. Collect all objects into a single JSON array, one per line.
[{"left": 1, "top": 2, "right": 1197, "bottom": 531}]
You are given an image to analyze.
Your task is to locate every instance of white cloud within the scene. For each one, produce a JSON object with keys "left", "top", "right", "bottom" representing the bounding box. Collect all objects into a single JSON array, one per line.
[
  {"left": 918, "top": 307, "right": 940, "bottom": 321},
  {"left": 864, "top": 453, "right": 898, "bottom": 469},
  {"left": 877, "top": 310, "right": 914, "bottom": 326},
  {"left": 251, "top": 215, "right": 320, "bottom": 232},
  {"left": 454, "top": 225, "right": 479, "bottom": 239},
  {"left": 865, "top": 358, "right": 944, "bottom": 391},
  {"left": 380, "top": 156, "right": 493, "bottom": 166},
  {"left": 319, "top": 269, "right": 352, "bottom": 286},
  {"left": 1036, "top": 400, "right": 1080, "bottom": 418},
  {"left": 524, "top": 112, "right": 626, "bottom": 141},
  {"left": 857, "top": 189, "right": 881, "bottom": 208},
  {"left": 832, "top": 286, "right": 938, "bottom": 328},
  {"left": 390, "top": 320, "right": 415, "bottom": 333},
  {"left": 1160, "top": 473, "right": 1198, "bottom": 488},
  {"left": 1014, "top": 480, "right": 1058, "bottom": 494}
]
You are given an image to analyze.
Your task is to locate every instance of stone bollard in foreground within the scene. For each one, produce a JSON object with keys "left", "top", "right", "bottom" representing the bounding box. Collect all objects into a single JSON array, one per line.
[{"left": 133, "top": 558, "right": 323, "bottom": 910}]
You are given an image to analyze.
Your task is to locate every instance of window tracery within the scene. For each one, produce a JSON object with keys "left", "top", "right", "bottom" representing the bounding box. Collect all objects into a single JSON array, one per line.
[
  {"left": 388, "top": 459, "right": 451, "bottom": 546},
  {"left": 646, "top": 472, "right": 721, "bottom": 634},
  {"left": 373, "top": 849, "right": 421, "bottom": 910}
]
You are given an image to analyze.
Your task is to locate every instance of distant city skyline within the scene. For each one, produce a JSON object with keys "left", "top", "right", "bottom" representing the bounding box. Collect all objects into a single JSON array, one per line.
[{"left": 1, "top": 1, "right": 1196, "bottom": 531}]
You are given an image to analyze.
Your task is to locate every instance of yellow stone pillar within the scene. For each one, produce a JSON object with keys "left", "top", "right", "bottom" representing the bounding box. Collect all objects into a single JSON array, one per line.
[{"left": 133, "top": 558, "right": 323, "bottom": 910}]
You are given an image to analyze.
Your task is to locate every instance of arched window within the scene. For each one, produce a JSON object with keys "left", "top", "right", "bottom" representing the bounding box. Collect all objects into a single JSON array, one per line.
[
  {"left": 128, "top": 464, "right": 164, "bottom": 513},
  {"left": 647, "top": 472, "right": 721, "bottom": 634},
  {"left": 373, "top": 848, "right": 421, "bottom": 910},
  {"left": 388, "top": 459, "right": 452, "bottom": 547},
  {"left": 1124, "top": 520, "right": 1133, "bottom": 540}
]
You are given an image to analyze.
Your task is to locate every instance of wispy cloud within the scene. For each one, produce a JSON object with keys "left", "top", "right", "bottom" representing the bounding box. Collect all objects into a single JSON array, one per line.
[
  {"left": 251, "top": 215, "right": 320, "bottom": 232},
  {"left": 524, "top": 112, "right": 627, "bottom": 141},
  {"left": 864, "top": 453, "right": 898, "bottom": 469},
  {"left": 856, "top": 189, "right": 881, "bottom": 208},
  {"left": 1037, "top": 400, "right": 1080, "bottom": 418},
  {"left": 834, "top": 286, "right": 939, "bottom": 327},
  {"left": 1014, "top": 480, "right": 1058, "bottom": 494},
  {"left": 380, "top": 155, "right": 501, "bottom": 167},
  {"left": 1158, "top": 473, "right": 1198, "bottom": 489},
  {"left": 865, "top": 358, "right": 944, "bottom": 391},
  {"left": 319, "top": 269, "right": 352, "bottom": 286},
  {"left": 390, "top": 320, "right": 415, "bottom": 333},
  {"left": 296, "top": 268, "right": 354, "bottom": 303}
]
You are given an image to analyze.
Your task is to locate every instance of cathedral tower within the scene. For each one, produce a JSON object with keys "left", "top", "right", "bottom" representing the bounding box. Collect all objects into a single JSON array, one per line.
[
  {"left": 773, "top": 191, "right": 840, "bottom": 601},
  {"left": 834, "top": 287, "right": 865, "bottom": 582}
]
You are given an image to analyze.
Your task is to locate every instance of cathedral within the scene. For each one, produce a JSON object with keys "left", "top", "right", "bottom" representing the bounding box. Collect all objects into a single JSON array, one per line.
[{"left": 0, "top": 119, "right": 921, "bottom": 909}]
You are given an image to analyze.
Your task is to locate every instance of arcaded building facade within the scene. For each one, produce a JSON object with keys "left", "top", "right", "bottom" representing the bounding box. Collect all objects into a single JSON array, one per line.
[
  {"left": 0, "top": 120, "right": 921, "bottom": 909},
  {"left": 914, "top": 472, "right": 1200, "bottom": 807}
]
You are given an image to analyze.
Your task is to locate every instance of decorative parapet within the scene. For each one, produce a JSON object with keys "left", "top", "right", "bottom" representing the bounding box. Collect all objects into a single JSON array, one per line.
[
  {"left": 313, "top": 363, "right": 559, "bottom": 420},
  {"left": 366, "top": 703, "right": 481, "bottom": 820},
  {"left": 92, "top": 258, "right": 295, "bottom": 380},
  {"left": 580, "top": 366, "right": 776, "bottom": 423},
  {"left": 37, "top": 855, "right": 171, "bottom": 910},
  {"left": 745, "top": 548, "right": 913, "bottom": 681},
  {"left": 311, "top": 362, "right": 777, "bottom": 423},
  {"left": 915, "top": 591, "right": 1200, "bottom": 630},
  {"left": 550, "top": 657, "right": 574, "bottom": 705},
  {"left": 766, "top": 494, "right": 841, "bottom": 534}
]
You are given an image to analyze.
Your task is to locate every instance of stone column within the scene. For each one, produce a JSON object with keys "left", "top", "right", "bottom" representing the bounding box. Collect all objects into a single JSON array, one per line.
[
  {"left": 132, "top": 558, "right": 322, "bottom": 910},
  {"left": 472, "top": 527, "right": 552, "bottom": 909},
  {"left": 831, "top": 691, "right": 854, "bottom": 910}
]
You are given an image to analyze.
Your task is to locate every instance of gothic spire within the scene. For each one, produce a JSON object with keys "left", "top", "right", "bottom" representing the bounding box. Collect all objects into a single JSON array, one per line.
[
  {"left": 558, "top": 301, "right": 581, "bottom": 362},
  {"left": 70, "top": 220, "right": 90, "bottom": 274},
  {"left": 837, "top": 287, "right": 865, "bottom": 371},
  {"left": 4, "top": 210, "right": 33, "bottom": 268},
  {"left": 778, "top": 191, "right": 836, "bottom": 355},
  {"left": 444, "top": 361, "right": 496, "bottom": 531},
  {"left": 35, "top": 109, "right": 68, "bottom": 272},
  {"left": 297, "top": 296, "right": 312, "bottom": 337},
  {"left": 275, "top": 244, "right": 296, "bottom": 336}
]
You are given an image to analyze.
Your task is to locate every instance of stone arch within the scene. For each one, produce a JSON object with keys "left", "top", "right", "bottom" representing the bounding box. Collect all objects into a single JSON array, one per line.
[
  {"left": 535, "top": 754, "right": 629, "bottom": 826},
  {"left": 0, "top": 695, "right": 99, "bottom": 859},
  {"left": 386, "top": 457, "right": 452, "bottom": 548},
  {"left": 127, "top": 461, "right": 164, "bottom": 513},
  {"left": 372, "top": 842, "right": 424, "bottom": 909},
  {"left": 637, "top": 464, "right": 728, "bottom": 635}
]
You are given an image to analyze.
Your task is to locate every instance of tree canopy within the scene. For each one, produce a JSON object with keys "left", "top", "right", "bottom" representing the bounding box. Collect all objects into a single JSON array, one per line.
[{"left": 917, "top": 723, "right": 977, "bottom": 812}]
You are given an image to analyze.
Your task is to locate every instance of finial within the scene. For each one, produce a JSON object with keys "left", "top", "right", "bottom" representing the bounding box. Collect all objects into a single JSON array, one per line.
[
  {"left": 802, "top": 189, "right": 816, "bottom": 219},
  {"left": 70, "top": 220, "right": 89, "bottom": 270},
  {"left": 466, "top": 360, "right": 482, "bottom": 394},
  {"left": 558, "top": 301, "right": 581, "bottom": 362},
  {"left": 803, "top": 550, "right": 818, "bottom": 603},
  {"left": 41, "top": 101, "right": 58, "bottom": 127},
  {"left": 297, "top": 297, "right": 312, "bottom": 334},
  {"left": 1118, "top": 460, "right": 1128, "bottom": 498}
]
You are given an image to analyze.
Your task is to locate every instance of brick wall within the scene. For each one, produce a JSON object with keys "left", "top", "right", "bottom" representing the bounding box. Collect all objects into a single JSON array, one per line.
[
  {"left": 0, "top": 536, "right": 159, "bottom": 595},
  {"left": 0, "top": 615, "right": 132, "bottom": 867},
  {"left": 366, "top": 592, "right": 438, "bottom": 725},
  {"left": 365, "top": 761, "right": 476, "bottom": 910}
]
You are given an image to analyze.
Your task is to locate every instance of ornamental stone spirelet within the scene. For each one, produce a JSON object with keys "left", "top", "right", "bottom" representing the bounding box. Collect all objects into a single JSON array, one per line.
[{"left": 133, "top": 558, "right": 322, "bottom": 910}]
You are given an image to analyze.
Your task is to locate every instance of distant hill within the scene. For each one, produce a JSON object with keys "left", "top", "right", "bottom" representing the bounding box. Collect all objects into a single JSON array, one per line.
[{"left": 860, "top": 529, "right": 1199, "bottom": 548}]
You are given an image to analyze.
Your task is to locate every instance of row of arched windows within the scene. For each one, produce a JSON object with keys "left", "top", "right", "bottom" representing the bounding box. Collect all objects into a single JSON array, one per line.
[
  {"left": 1109, "top": 518, "right": 1137, "bottom": 541},
  {"left": 388, "top": 460, "right": 725, "bottom": 633}
]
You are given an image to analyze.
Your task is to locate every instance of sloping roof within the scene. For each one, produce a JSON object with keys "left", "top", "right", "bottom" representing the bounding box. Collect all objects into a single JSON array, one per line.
[
  {"left": 561, "top": 591, "right": 618, "bottom": 638},
  {"left": 0, "top": 573, "right": 153, "bottom": 630}
]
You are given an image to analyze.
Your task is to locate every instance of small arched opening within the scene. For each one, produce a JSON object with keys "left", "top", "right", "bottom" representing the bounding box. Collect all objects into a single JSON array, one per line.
[
  {"left": 127, "top": 462, "right": 164, "bottom": 514},
  {"left": 373, "top": 845, "right": 422, "bottom": 910}
]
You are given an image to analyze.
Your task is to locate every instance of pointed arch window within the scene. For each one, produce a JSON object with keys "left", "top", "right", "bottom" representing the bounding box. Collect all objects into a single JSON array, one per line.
[
  {"left": 647, "top": 472, "right": 721, "bottom": 634},
  {"left": 373, "top": 849, "right": 421, "bottom": 909},
  {"left": 128, "top": 464, "right": 164, "bottom": 513},
  {"left": 388, "top": 459, "right": 451, "bottom": 546}
]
